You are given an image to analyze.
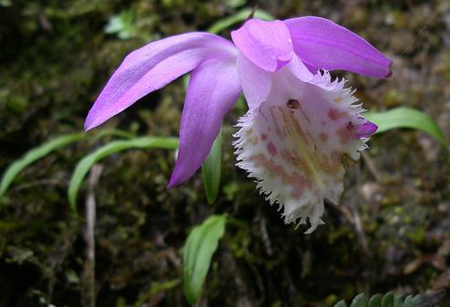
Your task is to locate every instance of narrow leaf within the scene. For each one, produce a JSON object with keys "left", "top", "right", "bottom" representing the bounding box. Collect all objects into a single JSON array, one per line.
[
  {"left": 394, "top": 294, "right": 403, "bottom": 307},
  {"left": 334, "top": 300, "right": 348, "bottom": 307},
  {"left": 381, "top": 292, "right": 394, "bottom": 307},
  {"left": 409, "top": 295, "right": 422, "bottom": 307},
  {"left": 183, "top": 214, "right": 227, "bottom": 305},
  {"left": 68, "top": 137, "right": 178, "bottom": 211},
  {"left": 207, "top": 8, "right": 274, "bottom": 34},
  {"left": 92, "top": 128, "right": 135, "bottom": 141},
  {"left": 0, "top": 133, "right": 86, "bottom": 198},
  {"left": 351, "top": 293, "right": 367, "bottom": 307},
  {"left": 202, "top": 127, "right": 222, "bottom": 204},
  {"left": 365, "top": 107, "right": 448, "bottom": 146},
  {"left": 368, "top": 294, "right": 383, "bottom": 307},
  {"left": 403, "top": 295, "right": 414, "bottom": 307}
]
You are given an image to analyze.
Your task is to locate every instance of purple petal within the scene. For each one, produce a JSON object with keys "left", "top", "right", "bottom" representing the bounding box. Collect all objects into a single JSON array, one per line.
[
  {"left": 85, "top": 32, "right": 236, "bottom": 130},
  {"left": 231, "top": 19, "right": 293, "bottom": 72},
  {"left": 355, "top": 121, "right": 378, "bottom": 138},
  {"left": 237, "top": 53, "right": 315, "bottom": 111},
  {"left": 236, "top": 52, "right": 272, "bottom": 110},
  {"left": 168, "top": 58, "right": 241, "bottom": 187},
  {"left": 284, "top": 16, "right": 392, "bottom": 78},
  {"left": 285, "top": 54, "right": 315, "bottom": 82}
]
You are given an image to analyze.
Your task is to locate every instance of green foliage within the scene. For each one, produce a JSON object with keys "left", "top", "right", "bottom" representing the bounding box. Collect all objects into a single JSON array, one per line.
[
  {"left": 0, "top": 130, "right": 138, "bottom": 201},
  {"left": 207, "top": 8, "right": 274, "bottom": 34},
  {"left": 202, "top": 128, "right": 222, "bottom": 204},
  {"left": 131, "top": 279, "right": 180, "bottom": 307},
  {"left": 0, "top": 0, "right": 12, "bottom": 7},
  {"left": 44, "top": 0, "right": 110, "bottom": 18},
  {"left": 68, "top": 136, "right": 178, "bottom": 211},
  {"left": 0, "top": 133, "right": 86, "bottom": 199},
  {"left": 103, "top": 3, "right": 159, "bottom": 41},
  {"left": 183, "top": 214, "right": 227, "bottom": 305},
  {"left": 365, "top": 107, "right": 448, "bottom": 146},
  {"left": 105, "top": 8, "right": 138, "bottom": 40},
  {"left": 368, "top": 294, "right": 382, "bottom": 307},
  {"left": 334, "top": 292, "right": 422, "bottom": 307},
  {"left": 92, "top": 129, "right": 135, "bottom": 141}
]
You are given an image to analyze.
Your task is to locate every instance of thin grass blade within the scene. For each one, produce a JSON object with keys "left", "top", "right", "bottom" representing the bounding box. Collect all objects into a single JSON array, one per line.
[
  {"left": 68, "top": 137, "right": 178, "bottom": 211},
  {"left": 365, "top": 107, "right": 447, "bottom": 146},
  {"left": 0, "top": 133, "right": 86, "bottom": 198}
]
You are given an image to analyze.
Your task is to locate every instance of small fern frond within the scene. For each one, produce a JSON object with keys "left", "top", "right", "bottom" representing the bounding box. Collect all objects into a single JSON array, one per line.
[{"left": 333, "top": 292, "right": 423, "bottom": 307}]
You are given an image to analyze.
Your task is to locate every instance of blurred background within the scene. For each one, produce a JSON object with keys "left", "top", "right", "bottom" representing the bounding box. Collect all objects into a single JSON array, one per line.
[{"left": 1, "top": 0, "right": 450, "bottom": 306}]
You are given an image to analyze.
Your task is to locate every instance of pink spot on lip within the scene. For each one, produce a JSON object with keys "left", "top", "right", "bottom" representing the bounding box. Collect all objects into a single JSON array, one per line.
[
  {"left": 336, "top": 125, "right": 352, "bottom": 144},
  {"left": 261, "top": 133, "right": 268, "bottom": 141},
  {"left": 267, "top": 141, "right": 277, "bottom": 156},
  {"left": 249, "top": 153, "right": 309, "bottom": 195},
  {"left": 328, "top": 108, "right": 347, "bottom": 121},
  {"left": 319, "top": 132, "right": 329, "bottom": 142}
]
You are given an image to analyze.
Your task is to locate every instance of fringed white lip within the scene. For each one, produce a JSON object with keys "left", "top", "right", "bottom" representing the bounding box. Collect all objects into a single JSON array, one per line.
[{"left": 234, "top": 62, "right": 371, "bottom": 233}]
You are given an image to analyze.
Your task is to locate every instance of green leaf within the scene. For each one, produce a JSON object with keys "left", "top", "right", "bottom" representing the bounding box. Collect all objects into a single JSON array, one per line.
[
  {"left": 368, "top": 294, "right": 382, "bottom": 307},
  {"left": 68, "top": 137, "right": 178, "bottom": 211},
  {"left": 202, "top": 127, "right": 222, "bottom": 204},
  {"left": 104, "top": 8, "right": 137, "bottom": 40},
  {"left": 183, "top": 214, "right": 227, "bottom": 305},
  {"left": 132, "top": 279, "right": 180, "bottom": 307},
  {"left": 381, "top": 292, "right": 394, "bottom": 307},
  {"left": 402, "top": 295, "right": 413, "bottom": 307},
  {"left": 365, "top": 107, "right": 448, "bottom": 146},
  {"left": 351, "top": 293, "right": 367, "bottom": 307},
  {"left": 234, "top": 95, "right": 247, "bottom": 114},
  {"left": 407, "top": 295, "right": 422, "bottom": 307},
  {"left": 207, "top": 8, "right": 274, "bottom": 34},
  {"left": 92, "top": 129, "right": 135, "bottom": 141},
  {"left": 334, "top": 300, "right": 348, "bottom": 307},
  {"left": 0, "top": 133, "right": 86, "bottom": 199},
  {"left": 394, "top": 294, "right": 403, "bottom": 307},
  {"left": 335, "top": 293, "right": 424, "bottom": 307}
]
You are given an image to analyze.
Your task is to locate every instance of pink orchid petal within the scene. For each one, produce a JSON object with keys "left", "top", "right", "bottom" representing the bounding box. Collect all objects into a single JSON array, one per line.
[
  {"left": 355, "top": 121, "right": 378, "bottom": 138},
  {"left": 285, "top": 54, "right": 316, "bottom": 82},
  {"left": 231, "top": 19, "right": 293, "bottom": 72},
  {"left": 168, "top": 58, "right": 241, "bottom": 187},
  {"left": 284, "top": 16, "right": 392, "bottom": 78},
  {"left": 236, "top": 52, "right": 272, "bottom": 110},
  {"left": 85, "top": 32, "right": 236, "bottom": 130},
  {"left": 237, "top": 53, "right": 316, "bottom": 111}
]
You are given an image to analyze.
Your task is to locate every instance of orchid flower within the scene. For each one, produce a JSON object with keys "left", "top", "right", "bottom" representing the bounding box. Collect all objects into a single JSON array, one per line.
[{"left": 85, "top": 16, "right": 391, "bottom": 233}]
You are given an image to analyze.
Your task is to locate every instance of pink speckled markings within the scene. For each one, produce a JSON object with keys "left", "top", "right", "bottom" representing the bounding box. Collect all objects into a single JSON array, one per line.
[{"left": 234, "top": 57, "right": 373, "bottom": 233}]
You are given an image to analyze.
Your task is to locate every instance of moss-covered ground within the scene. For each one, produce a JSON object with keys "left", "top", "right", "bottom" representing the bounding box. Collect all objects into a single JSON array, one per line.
[{"left": 1, "top": 1, "right": 450, "bottom": 306}]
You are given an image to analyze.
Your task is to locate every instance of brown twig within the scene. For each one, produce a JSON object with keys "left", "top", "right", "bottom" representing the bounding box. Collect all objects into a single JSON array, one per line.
[
  {"left": 259, "top": 212, "right": 273, "bottom": 257},
  {"left": 82, "top": 164, "right": 103, "bottom": 307},
  {"left": 327, "top": 199, "right": 369, "bottom": 256},
  {"left": 361, "top": 151, "right": 382, "bottom": 182},
  {"left": 247, "top": 0, "right": 258, "bottom": 20},
  {"left": 350, "top": 205, "right": 369, "bottom": 256},
  {"left": 14, "top": 179, "right": 67, "bottom": 191}
]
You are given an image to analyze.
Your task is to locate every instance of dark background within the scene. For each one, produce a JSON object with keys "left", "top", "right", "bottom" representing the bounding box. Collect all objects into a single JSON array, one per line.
[{"left": 0, "top": 0, "right": 449, "bottom": 306}]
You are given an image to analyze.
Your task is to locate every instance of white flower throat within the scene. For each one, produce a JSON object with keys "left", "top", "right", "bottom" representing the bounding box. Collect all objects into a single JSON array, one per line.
[{"left": 234, "top": 67, "right": 369, "bottom": 233}]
